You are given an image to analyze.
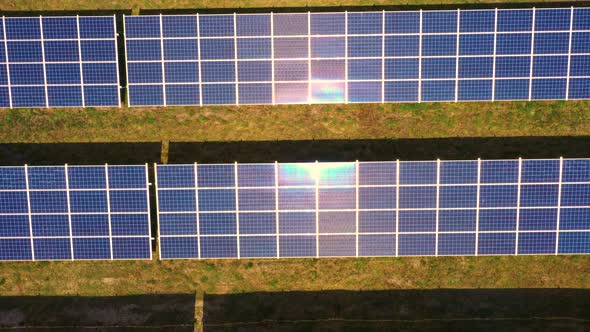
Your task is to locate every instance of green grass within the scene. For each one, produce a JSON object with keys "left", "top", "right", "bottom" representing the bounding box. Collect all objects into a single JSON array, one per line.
[
  {"left": 1, "top": 1, "right": 590, "bottom": 331},
  {"left": 1, "top": 256, "right": 589, "bottom": 296},
  {"left": 1, "top": 101, "right": 590, "bottom": 143},
  {"left": 0, "top": 0, "right": 574, "bottom": 11}
]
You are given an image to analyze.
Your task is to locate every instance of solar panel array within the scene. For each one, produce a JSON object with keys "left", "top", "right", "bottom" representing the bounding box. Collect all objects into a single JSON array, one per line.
[
  {"left": 124, "top": 7, "right": 590, "bottom": 106},
  {"left": 155, "top": 159, "right": 590, "bottom": 259},
  {"left": 0, "top": 165, "right": 151, "bottom": 261},
  {"left": 0, "top": 16, "right": 121, "bottom": 108}
]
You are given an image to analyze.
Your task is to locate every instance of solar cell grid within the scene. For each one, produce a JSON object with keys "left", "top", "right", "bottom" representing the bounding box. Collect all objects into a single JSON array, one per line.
[
  {"left": 155, "top": 158, "right": 590, "bottom": 259},
  {"left": 1, "top": 16, "right": 120, "bottom": 108},
  {"left": 0, "top": 164, "right": 151, "bottom": 261},
  {"left": 123, "top": 7, "right": 590, "bottom": 107}
]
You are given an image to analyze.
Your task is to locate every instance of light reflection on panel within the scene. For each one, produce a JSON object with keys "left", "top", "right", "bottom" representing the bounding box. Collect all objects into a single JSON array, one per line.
[
  {"left": 311, "top": 82, "right": 345, "bottom": 103},
  {"left": 124, "top": 9, "right": 590, "bottom": 107},
  {"left": 156, "top": 159, "right": 590, "bottom": 260}
]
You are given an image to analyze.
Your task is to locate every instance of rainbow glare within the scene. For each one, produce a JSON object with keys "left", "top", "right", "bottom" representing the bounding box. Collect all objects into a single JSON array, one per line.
[
  {"left": 311, "top": 82, "right": 345, "bottom": 103},
  {"left": 279, "top": 162, "right": 355, "bottom": 186},
  {"left": 275, "top": 83, "right": 308, "bottom": 104}
]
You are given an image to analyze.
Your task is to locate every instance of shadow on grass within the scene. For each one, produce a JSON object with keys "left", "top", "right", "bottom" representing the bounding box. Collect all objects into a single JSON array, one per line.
[
  {"left": 0, "top": 142, "right": 161, "bottom": 165},
  {"left": 202, "top": 289, "right": 590, "bottom": 331},
  {"left": 170, "top": 136, "right": 590, "bottom": 163},
  {"left": 0, "top": 294, "right": 195, "bottom": 332},
  {"left": 1, "top": 136, "right": 590, "bottom": 166}
]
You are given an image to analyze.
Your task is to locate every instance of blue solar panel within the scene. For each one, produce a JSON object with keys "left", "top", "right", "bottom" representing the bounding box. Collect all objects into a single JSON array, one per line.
[
  {"left": 155, "top": 158, "right": 590, "bottom": 259},
  {"left": 1, "top": 16, "right": 120, "bottom": 108},
  {"left": 240, "top": 212, "right": 275, "bottom": 234},
  {"left": 124, "top": 8, "right": 590, "bottom": 106},
  {"left": 240, "top": 236, "right": 276, "bottom": 258},
  {"left": 0, "top": 165, "right": 151, "bottom": 261}
]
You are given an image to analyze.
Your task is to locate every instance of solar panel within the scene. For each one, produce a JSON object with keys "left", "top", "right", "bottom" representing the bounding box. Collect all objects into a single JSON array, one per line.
[
  {"left": 0, "top": 16, "right": 121, "bottom": 108},
  {"left": 124, "top": 7, "right": 590, "bottom": 106},
  {"left": 0, "top": 164, "right": 151, "bottom": 261},
  {"left": 155, "top": 159, "right": 590, "bottom": 259}
]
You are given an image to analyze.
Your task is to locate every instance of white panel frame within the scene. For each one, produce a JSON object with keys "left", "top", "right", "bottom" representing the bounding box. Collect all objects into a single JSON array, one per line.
[
  {"left": 0, "top": 164, "right": 152, "bottom": 261},
  {"left": 355, "top": 160, "right": 359, "bottom": 257},
  {"left": 153, "top": 159, "right": 590, "bottom": 260},
  {"left": 104, "top": 163, "right": 114, "bottom": 260},
  {"left": 196, "top": 14, "right": 204, "bottom": 107},
  {"left": 194, "top": 162, "right": 202, "bottom": 259},
  {"left": 528, "top": 7, "right": 536, "bottom": 101},
  {"left": 555, "top": 156, "right": 563, "bottom": 254},
  {"left": 515, "top": 157, "right": 523, "bottom": 255},
  {"left": 315, "top": 160, "right": 320, "bottom": 258},
  {"left": 154, "top": 163, "right": 162, "bottom": 260},
  {"left": 233, "top": 13, "right": 239, "bottom": 105},
  {"left": 418, "top": 10, "right": 423, "bottom": 103},
  {"left": 270, "top": 13, "right": 276, "bottom": 106},
  {"left": 75, "top": 16, "right": 86, "bottom": 108},
  {"left": 454, "top": 9, "right": 460, "bottom": 102},
  {"left": 2, "top": 17, "right": 12, "bottom": 108},
  {"left": 435, "top": 159, "right": 441, "bottom": 256},
  {"left": 23, "top": 164, "right": 35, "bottom": 261},
  {"left": 64, "top": 164, "right": 75, "bottom": 260},
  {"left": 159, "top": 14, "right": 167, "bottom": 106},
  {"left": 234, "top": 161, "right": 240, "bottom": 259},
  {"left": 274, "top": 161, "right": 279, "bottom": 258},
  {"left": 475, "top": 158, "right": 481, "bottom": 256},
  {"left": 38, "top": 16, "right": 49, "bottom": 108},
  {"left": 491, "top": 8, "right": 498, "bottom": 102},
  {"left": 565, "top": 6, "right": 574, "bottom": 100}
]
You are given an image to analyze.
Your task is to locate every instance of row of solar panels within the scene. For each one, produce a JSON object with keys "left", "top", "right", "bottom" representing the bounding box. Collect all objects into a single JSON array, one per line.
[
  {"left": 1, "top": 158, "right": 590, "bottom": 261},
  {"left": 1, "top": 7, "right": 589, "bottom": 108}
]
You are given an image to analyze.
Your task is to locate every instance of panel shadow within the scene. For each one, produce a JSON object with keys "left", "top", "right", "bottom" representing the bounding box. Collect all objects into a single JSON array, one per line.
[
  {"left": 170, "top": 136, "right": 590, "bottom": 163},
  {"left": 203, "top": 289, "right": 590, "bottom": 331},
  {"left": 0, "top": 294, "right": 195, "bottom": 332},
  {"left": 0, "top": 142, "right": 161, "bottom": 166}
]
